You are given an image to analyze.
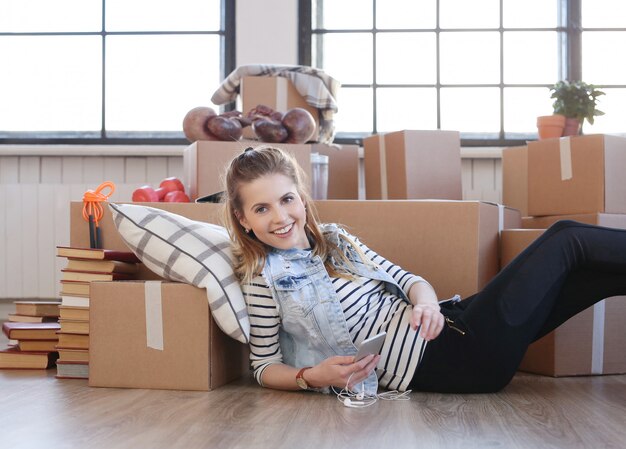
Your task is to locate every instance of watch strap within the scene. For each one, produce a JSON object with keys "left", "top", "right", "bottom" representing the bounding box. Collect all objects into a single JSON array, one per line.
[{"left": 296, "top": 366, "right": 313, "bottom": 389}]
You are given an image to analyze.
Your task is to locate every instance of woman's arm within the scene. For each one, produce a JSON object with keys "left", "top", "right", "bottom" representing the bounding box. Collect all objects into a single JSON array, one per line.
[
  {"left": 261, "top": 354, "right": 380, "bottom": 391},
  {"left": 407, "top": 281, "right": 444, "bottom": 341}
]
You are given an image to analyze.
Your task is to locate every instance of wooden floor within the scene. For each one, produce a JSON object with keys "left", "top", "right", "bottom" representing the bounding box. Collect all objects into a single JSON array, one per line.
[
  {"left": 2, "top": 363, "right": 626, "bottom": 448},
  {"left": 2, "top": 303, "right": 626, "bottom": 449}
]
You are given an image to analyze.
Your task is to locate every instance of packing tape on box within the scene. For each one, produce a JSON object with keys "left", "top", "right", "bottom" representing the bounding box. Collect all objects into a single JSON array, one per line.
[
  {"left": 379, "top": 134, "right": 389, "bottom": 200},
  {"left": 276, "top": 82, "right": 288, "bottom": 113},
  {"left": 591, "top": 299, "right": 606, "bottom": 374},
  {"left": 145, "top": 281, "right": 164, "bottom": 351},
  {"left": 559, "top": 137, "right": 573, "bottom": 181}
]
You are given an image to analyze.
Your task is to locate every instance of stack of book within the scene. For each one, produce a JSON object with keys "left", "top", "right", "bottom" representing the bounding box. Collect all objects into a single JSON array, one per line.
[
  {"left": 1, "top": 303, "right": 61, "bottom": 369},
  {"left": 55, "top": 246, "right": 141, "bottom": 379}
]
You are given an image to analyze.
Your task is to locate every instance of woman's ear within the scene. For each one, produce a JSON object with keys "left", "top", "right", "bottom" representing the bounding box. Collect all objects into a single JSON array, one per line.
[{"left": 235, "top": 211, "right": 250, "bottom": 231}]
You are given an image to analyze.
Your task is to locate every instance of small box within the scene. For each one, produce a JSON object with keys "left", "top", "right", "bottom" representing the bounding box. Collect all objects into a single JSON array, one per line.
[
  {"left": 240, "top": 76, "right": 319, "bottom": 141},
  {"left": 527, "top": 134, "right": 626, "bottom": 216},
  {"left": 184, "top": 141, "right": 359, "bottom": 201},
  {"left": 501, "top": 228, "right": 626, "bottom": 376},
  {"left": 89, "top": 281, "right": 247, "bottom": 391},
  {"left": 501, "top": 146, "right": 528, "bottom": 217},
  {"left": 316, "top": 200, "right": 520, "bottom": 299},
  {"left": 363, "top": 130, "right": 462, "bottom": 200}
]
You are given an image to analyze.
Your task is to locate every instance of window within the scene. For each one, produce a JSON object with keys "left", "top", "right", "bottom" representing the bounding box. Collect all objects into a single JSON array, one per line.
[
  {"left": 0, "top": 0, "right": 234, "bottom": 144},
  {"left": 300, "top": 0, "right": 625, "bottom": 145}
]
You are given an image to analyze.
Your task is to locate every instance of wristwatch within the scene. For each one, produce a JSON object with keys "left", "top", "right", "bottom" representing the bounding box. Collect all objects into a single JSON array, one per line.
[{"left": 296, "top": 367, "right": 313, "bottom": 390}]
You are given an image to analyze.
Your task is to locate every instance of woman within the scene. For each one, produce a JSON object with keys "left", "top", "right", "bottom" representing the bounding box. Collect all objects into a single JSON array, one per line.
[{"left": 223, "top": 146, "right": 626, "bottom": 395}]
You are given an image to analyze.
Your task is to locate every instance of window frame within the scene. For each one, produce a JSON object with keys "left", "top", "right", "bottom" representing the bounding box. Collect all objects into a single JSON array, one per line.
[
  {"left": 0, "top": 0, "right": 236, "bottom": 145},
  {"left": 298, "top": 0, "right": 587, "bottom": 147}
]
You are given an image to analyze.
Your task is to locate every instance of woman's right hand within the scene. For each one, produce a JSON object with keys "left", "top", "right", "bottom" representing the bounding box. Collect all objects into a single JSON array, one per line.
[{"left": 307, "top": 354, "right": 380, "bottom": 390}]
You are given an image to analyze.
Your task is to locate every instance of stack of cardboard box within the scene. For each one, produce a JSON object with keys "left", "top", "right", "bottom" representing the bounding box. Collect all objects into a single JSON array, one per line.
[
  {"left": 84, "top": 77, "right": 513, "bottom": 390},
  {"left": 502, "top": 134, "right": 626, "bottom": 376}
]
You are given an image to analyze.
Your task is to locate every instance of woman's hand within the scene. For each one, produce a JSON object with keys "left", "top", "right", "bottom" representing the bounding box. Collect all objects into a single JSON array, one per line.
[
  {"left": 411, "top": 302, "right": 444, "bottom": 341},
  {"left": 408, "top": 281, "right": 445, "bottom": 341},
  {"left": 307, "top": 354, "right": 380, "bottom": 390}
]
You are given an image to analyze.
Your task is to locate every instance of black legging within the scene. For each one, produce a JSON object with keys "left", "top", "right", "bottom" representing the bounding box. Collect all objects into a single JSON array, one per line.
[{"left": 409, "top": 220, "right": 626, "bottom": 393}]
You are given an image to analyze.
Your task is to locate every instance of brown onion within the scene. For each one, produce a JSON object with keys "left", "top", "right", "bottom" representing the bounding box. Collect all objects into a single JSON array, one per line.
[
  {"left": 252, "top": 119, "right": 289, "bottom": 143},
  {"left": 182, "top": 106, "right": 218, "bottom": 142},
  {"left": 282, "top": 108, "right": 316, "bottom": 143},
  {"left": 207, "top": 116, "right": 243, "bottom": 141}
]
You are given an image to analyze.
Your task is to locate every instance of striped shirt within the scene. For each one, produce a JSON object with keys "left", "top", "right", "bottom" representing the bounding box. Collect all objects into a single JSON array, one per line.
[{"left": 242, "top": 237, "right": 429, "bottom": 392}]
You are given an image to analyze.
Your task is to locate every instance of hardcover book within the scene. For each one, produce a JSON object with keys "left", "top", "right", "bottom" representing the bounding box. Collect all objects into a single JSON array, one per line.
[
  {"left": 13, "top": 301, "right": 61, "bottom": 317},
  {"left": 59, "top": 306, "right": 89, "bottom": 321},
  {"left": 59, "top": 320, "right": 89, "bottom": 335},
  {"left": 56, "top": 332, "right": 89, "bottom": 350},
  {"left": 55, "top": 360, "right": 89, "bottom": 379},
  {"left": 0, "top": 346, "right": 59, "bottom": 369},
  {"left": 18, "top": 340, "right": 59, "bottom": 352},
  {"left": 61, "top": 270, "right": 134, "bottom": 282},
  {"left": 2, "top": 322, "right": 61, "bottom": 340},
  {"left": 8, "top": 314, "right": 59, "bottom": 323},
  {"left": 60, "top": 281, "right": 90, "bottom": 296},
  {"left": 57, "top": 348, "right": 89, "bottom": 363},
  {"left": 61, "top": 295, "right": 90, "bottom": 308},
  {"left": 57, "top": 246, "right": 140, "bottom": 263},
  {"left": 64, "top": 258, "right": 139, "bottom": 274}
]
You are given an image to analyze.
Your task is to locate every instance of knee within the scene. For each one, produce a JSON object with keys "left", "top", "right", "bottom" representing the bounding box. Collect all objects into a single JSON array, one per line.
[{"left": 547, "top": 219, "right": 579, "bottom": 233}]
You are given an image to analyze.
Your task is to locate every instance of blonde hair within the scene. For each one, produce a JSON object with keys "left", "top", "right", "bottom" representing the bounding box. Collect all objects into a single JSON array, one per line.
[{"left": 222, "top": 146, "right": 358, "bottom": 283}]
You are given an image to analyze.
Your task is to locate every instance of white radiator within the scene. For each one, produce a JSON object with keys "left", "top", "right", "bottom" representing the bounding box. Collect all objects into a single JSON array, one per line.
[{"left": 0, "top": 149, "right": 501, "bottom": 299}]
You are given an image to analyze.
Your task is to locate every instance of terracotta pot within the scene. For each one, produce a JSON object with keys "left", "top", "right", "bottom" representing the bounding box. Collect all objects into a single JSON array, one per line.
[
  {"left": 563, "top": 117, "right": 581, "bottom": 136},
  {"left": 537, "top": 114, "right": 566, "bottom": 139}
]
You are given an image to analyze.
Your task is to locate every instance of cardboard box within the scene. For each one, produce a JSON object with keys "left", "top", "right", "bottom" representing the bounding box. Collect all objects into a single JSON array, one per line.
[
  {"left": 240, "top": 76, "right": 319, "bottom": 141},
  {"left": 501, "top": 146, "right": 528, "bottom": 217},
  {"left": 315, "top": 201, "right": 520, "bottom": 299},
  {"left": 89, "top": 281, "right": 247, "bottom": 391},
  {"left": 522, "top": 213, "right": 626, "bottom": 229},
  {"left": 184, "top": 141, "right": 359, "bottom": 201},
  {"left": 72, "top": 201, "right": 520, "bottom": 300},
  {"left": 501, "top": 228, "right": 626, "bottom": 376},
  {"left": 527, "top": 134, "right": 626, "bottom": 216},
  {"left": 70, "top": 202, "right": 223, "bottom": 281},
  {"left": 363, "top": 130, "right": 462, "bottom": 200}
]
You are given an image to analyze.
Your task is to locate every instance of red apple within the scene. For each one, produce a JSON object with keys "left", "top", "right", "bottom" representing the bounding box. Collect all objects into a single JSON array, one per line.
[
  {"left": 132, "top": 186, "right": 159, "bottom": 202},
  {"left": 163, "top": 190, "right": 190, "bottom": 202},
  {"left": 159, "top": 177, "right": 184, "bottom": 193}
]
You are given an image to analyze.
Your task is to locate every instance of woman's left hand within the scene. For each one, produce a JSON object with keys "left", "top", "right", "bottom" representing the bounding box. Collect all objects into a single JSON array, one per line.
[{"left": 411, "top": 302, "right": 444, "bottom": 341}]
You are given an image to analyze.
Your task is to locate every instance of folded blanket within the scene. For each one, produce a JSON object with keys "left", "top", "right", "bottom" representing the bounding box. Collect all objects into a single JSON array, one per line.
[{"left": 211, "top": 64, "right": 340, "bottom": 144}]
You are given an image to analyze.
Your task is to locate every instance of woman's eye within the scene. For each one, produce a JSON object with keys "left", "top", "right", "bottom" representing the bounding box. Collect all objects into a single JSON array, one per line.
[
  {"left": 255, "top": 206, "right": 267, "bottom": 214},
  {"left": 283, "top": 196, "right": 294, "bottom": 203}
]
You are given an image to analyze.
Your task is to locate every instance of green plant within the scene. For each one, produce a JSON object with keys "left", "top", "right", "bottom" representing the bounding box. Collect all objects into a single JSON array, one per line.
[{"left": 550, "top": 80, "right": 605, "bottom": 125}]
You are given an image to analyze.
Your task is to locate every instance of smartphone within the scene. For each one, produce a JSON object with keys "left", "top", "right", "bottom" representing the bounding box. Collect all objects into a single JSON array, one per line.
[{"left": 353, "top": 331, "right": 387, "bottom": 363}]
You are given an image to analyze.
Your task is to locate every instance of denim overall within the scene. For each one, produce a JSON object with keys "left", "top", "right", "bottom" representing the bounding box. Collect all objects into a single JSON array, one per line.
[{"left": 262, "top": 224, "right": 411, "bottom": 395}]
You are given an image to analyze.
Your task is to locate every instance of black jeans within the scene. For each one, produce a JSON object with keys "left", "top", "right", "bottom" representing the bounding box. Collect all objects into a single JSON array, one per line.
[{"left": 409, "top": 220, "right": 626, "bottom": 393}]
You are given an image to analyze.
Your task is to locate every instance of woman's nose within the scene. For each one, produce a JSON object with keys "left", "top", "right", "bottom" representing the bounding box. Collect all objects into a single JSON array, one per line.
[{"left": 272, "top": 207, "right": 288, "bottom": 223}]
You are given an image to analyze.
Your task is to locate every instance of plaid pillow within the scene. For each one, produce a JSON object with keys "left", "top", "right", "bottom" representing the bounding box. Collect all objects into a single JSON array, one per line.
[{"left": 109, "top": 203, "right": 249, "bottom": 344}]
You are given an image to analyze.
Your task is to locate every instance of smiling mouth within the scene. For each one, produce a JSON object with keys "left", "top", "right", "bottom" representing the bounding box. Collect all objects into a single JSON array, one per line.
[{"left": 272, "top": 223, "right": 294, "bottom": 235}]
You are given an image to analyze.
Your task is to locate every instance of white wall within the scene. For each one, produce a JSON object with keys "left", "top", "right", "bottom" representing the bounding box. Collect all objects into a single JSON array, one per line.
[{"left": 236, "top": 0, "right": 299, "bottom": 66}]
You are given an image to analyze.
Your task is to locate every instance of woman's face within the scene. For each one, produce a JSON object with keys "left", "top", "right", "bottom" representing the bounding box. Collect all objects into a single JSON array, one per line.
[{"left": 237, "top": 173, "right": 310, "bottom": 250}]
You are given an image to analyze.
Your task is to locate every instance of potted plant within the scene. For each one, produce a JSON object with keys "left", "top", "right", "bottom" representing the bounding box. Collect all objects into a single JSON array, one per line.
[
  {"left": 550, "top": 80, "right": 605, "bottom": 136},
  {"left": 536, "top": 113, "right": 566, "bottom": 139}
]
